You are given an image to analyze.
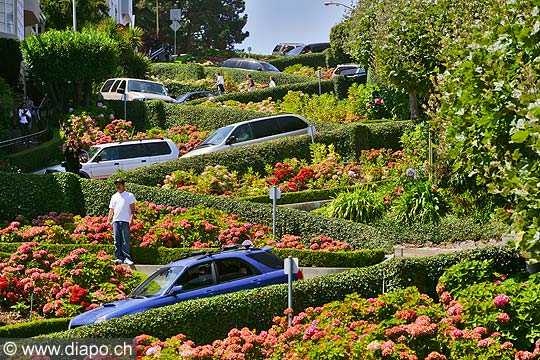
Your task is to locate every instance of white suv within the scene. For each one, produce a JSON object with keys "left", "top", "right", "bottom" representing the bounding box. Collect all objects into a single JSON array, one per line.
[
  {"left": 98, "top": 78, "right": 176, "bottom": 103},
  {"left": 41, "top": 138, "right": 179, "bottom": 179}
]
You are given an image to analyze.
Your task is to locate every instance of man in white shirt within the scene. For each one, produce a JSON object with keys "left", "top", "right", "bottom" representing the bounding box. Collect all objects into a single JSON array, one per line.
[
  {"left": 215, "top": 72, "right": 225, "bottom": 95},
  {"left": 108, "top": 178, "right": 137, "bottom": 265}
]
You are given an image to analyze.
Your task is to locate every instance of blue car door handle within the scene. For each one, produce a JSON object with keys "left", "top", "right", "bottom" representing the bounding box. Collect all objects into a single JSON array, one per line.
[{"left": 205, "top": 289, "right": 213, "bottom": 293}]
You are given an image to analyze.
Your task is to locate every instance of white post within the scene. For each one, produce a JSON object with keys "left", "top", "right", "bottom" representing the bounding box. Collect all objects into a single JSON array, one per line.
[
  {"left": 317, "top": 70, "right": 323, "bottom": 96},
  {"left": 72, "top": 0, "right": 77, "bottom": 31},
  {"left": 123, "top": 93, "right": 127, "bottom": 120},
  {"left": 287, "top": 256, "right": 293, "bottom": 326},
  {"left": 269, "top": 187, "right": 281, "bottom": 240}
]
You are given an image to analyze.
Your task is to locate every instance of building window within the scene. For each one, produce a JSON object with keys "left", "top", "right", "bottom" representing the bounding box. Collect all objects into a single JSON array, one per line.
[{"left": 0, "top": 0, "right": 16, "bottom": 34}]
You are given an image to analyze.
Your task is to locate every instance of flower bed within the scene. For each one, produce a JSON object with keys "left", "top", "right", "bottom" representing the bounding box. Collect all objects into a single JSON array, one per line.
[
  {"left": 0, "top": 202, "right": 353, "bottom": 251},
  {"left": 134, "top": 260, "right": 540, "bottom": 359},
  {"left": 0, "top": 242, "right": 140, "bottom": 319}
]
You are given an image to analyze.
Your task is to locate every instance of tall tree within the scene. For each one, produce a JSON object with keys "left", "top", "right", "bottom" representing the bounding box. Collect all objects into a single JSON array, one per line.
[
  {"left": 40, "top": 0, "right": 109, "bottom": 30},
  {"left": 134, "top": 0, "right": 248, "bottom": 53}
]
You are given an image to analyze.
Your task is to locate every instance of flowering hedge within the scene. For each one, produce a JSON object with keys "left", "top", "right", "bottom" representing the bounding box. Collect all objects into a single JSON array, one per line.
[
  {"left": 0, "top": 242, "right": 139, "bottom": 318},
  {"left": 135, "top": 262, "right": 540, "bottom": 359},
  {"left": 0, "top": 202, "right": 353, "bottom": 252}
]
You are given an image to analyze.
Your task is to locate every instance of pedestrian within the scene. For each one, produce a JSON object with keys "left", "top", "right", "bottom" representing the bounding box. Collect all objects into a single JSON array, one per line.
[
  {"left": 246, "top": 73, "right": 256, "bottom": 91},
  {"left": 17, "top": 103, "right": 30, "bottom": 137},
  {"left": 108, "top": 178, "right": 137, "bottom": 265},
  {"left": 26, "top": 97, "right": 35, "bottom": 130},
  {"left": 215, "top": 72, "right": 225, "bottom": 95},
  {"left": 62, "top": 132, "right": 82, "bottom": 174},
  {"left": 268, "top": 76, "right": 276, "bottom": 88}
]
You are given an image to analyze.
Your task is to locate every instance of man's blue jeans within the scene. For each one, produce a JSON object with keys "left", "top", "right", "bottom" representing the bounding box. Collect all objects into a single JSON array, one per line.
[{"left": 113, "top": 221, "right": 131, "bottom": 261}]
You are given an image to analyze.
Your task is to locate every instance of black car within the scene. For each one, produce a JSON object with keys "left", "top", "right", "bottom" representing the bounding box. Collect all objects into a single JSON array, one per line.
[
  {"left": 222, "top": 58, "right": 280, "bottom": 72},
  {"left": 175, "top": 91, "right": 216, "bottom": 104},
  {"left": 285, "top": 42, "right": 331, "bottom": 56}
]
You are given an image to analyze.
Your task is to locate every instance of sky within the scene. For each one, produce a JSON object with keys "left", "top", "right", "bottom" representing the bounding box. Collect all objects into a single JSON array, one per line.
[{"left": 238, "top": 0, "right": 351, "bottom": 55}]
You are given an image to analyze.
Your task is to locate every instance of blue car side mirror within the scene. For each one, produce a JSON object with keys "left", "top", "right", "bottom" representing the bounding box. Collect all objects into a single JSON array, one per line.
[{"left": 170, "top": 285, "right": 184, "bottom": 295}]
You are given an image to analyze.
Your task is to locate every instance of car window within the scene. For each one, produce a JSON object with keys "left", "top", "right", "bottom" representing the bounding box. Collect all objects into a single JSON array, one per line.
[
  {"left": 272, "top": 45, "right": 282, "bottom": 52},
  {"left": 251, "top": 118, "right": 281, "bottom": 138},
  {"left": 116, "top": 80, "right": 126, "bottom": 93},
  {"left": 118, "top": 144, "right": 141, "bottom": 159},
  {"left": 261, "top": 62, "right": 279, "bottom": 72},
  {"left": 110, "top": 80, "right": 121, "bottom": 92},
  {"left": 199, "top": 125, "right": 234, "bottom": 146},
  {"left": 130, "top": 266, "right": 184, "bottom": 297},
  {"left": 176, "top": 262, "right": 214, "bottom": 291},
  {"left": 278, "top": 116, "right": 309, "bottom": 132},
  {"left": 247, "top": 252, "right": 284, "bottom": 269},
  {"left": 230, "top": 124, "right": 255, "bottom": 142},
  {"left": 216, "top": 258, "right": 257, "bottom": 283},
  {"left": 101, "top": 79, "right": 115, "bottom": 92},
  {"left": 286, "top": 47, "right": 303, "bottom": 56},
  {"left": 141, "top": 142, "right": 173, "bottom": 156},
  {"left": 98, "top": 146, "right": 120, "bottom": 161}
]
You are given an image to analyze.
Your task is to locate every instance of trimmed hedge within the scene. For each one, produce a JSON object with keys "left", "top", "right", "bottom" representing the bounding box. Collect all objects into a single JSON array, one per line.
[
  {"left": 0, "top": 172, "right": 85, "bottom": 221},
  {"left": 5, "top": 128, "right": 62, "bottom": 172},
  {"left": 202, "top": 66, "right": 310, "bottom": 86},
  {"left": 190, "top": 79, "right": 336, "bottom": 105},
  {"left": 149, "top": 63, "right": 205, "bottom": 81},
  {"left": 44, "top": 246, "right": 524, "bottom": 344},
  {"left": 270, "top": 52, "right": 328, "bottom": 71},
  {"left": 0, "top": 318, "right": 70, "bottom": 338},
  {"left": 0, "top": 242, "right": 385, "bottom": 268}
]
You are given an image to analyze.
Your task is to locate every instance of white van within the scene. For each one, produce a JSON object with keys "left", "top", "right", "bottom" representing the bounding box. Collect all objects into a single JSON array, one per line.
[
  {"left": 181, "top": 114, "right": 316, "bottom": 158},
  {"left": 98, "top": 78, "right": 176, "bottom": 103},
  {"left": 41, "top": 138, "right": 179, "bottom": 179}
]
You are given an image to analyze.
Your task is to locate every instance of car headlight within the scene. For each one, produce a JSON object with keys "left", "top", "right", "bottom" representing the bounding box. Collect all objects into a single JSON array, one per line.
[{"left": 95, "top": 316, "right": 107, "bottom": 323}]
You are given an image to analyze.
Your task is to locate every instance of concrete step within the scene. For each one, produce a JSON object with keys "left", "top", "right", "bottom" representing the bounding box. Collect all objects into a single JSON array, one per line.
[{"left": 124, "top": 264, "right": 351, "bottom": 280}]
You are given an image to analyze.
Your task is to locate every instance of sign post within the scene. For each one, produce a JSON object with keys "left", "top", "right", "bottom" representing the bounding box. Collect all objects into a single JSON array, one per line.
[
  {"left": 284, "top": 256, "right": 299, "bottom": 326},
  {"left": 317, "top": 70, "right": 323, "bottom": 96},
  {"left": 170, "top": 9, "right": 182, "bottom": 55},
  {"left": 269, "top": 187, "right": 281, "bottom": 240}
]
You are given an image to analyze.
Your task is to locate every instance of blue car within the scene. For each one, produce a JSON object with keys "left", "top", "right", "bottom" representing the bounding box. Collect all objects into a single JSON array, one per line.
[{"left": 68, "top": 245, "right": 303, "bottom": 328}]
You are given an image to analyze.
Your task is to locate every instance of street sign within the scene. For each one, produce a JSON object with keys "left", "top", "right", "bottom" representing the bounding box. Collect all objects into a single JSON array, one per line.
[
  {"left": 170, "top": 20, "right": 180, "bottom": 32},
  {"left": 269, "top": 186, "right": 281, "bottom": 200},
  {"left": 283, "top": 257, "right": 299, "bottom": 275},
  {"left": 170, "top": 9, "right": 182, "bottom": 21}
]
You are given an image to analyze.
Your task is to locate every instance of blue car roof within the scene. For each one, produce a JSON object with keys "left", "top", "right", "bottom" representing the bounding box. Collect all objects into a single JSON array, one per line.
[{"left": 164, "top": 246, "right": 275, "bottom": 268}]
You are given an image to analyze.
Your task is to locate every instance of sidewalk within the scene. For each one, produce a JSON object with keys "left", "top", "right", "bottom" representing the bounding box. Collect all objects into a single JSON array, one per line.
[{"left": 393, "top": 237, "right": 508, "bottom": 258}]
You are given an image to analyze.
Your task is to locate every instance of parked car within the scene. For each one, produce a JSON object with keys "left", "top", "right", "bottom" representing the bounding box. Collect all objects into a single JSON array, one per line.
[
  {"left": 285, "top": 42, "right": 331, "bottom": 56},
  {"left": 38, "top": 138, "right": 179, "bottom": 179},
  {"left": 222, "top": 58, "right": 280, "bottom": 72},
  {"left": 68, "top": 245, "right": 303, "bottom": 328},
  {"left": 98, "top": 78, "right": 176, "bottom": 103},
  {"left": 271, "top": 42, "right": 304, "bottom": 56},
  {"left": 332, "top": 64, "right": 367, "bottom": 81},
  {"left": 175, "top": 91, "right": 216, "bottom": 104},
  {"left": 181, "top": 114, "right": 316, "bottom": 158}
]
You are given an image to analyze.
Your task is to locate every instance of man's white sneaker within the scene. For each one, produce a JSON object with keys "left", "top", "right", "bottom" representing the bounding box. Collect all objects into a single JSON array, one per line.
[{"left": 124, "top": 259, "right": 134, "bottom": 265}]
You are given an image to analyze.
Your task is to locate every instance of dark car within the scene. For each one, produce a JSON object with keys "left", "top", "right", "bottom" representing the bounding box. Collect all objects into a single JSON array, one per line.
[
  {"left": 332, "top": 64, "right": 367, "bottom": 81},
  {"left": 285, "top": 42, "right": 331, "bottom": 56},
  {"left": 68, "top": 245, "right": 303, "bottom": 328},
  {"left": 175, "top": 91, "right": 216, "bottom": 104},
  {"left": 271, "top": 42, "right": 304, "bottom": 56},
  {"left": 222, "top": 58, "right": 280, "bottom": 72}
]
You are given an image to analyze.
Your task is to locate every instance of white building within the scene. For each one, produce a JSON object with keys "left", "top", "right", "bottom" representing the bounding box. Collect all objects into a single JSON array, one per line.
[
  {"left": 107, "top": 0, "right": 134, "bottom": 28},
  {"left": 0, "top": 0, "right": 45, "bottom": 40}
]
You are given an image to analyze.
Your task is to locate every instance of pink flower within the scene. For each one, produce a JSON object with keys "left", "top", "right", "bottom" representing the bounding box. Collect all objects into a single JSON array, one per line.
[
  {"left": 366, "top": 102, "right": 372, "bottom": 109},
  {"left": 497, "top": 313, "right": 511, "bottom": 323},
  {"left": 493, "top": 294, "right": 510, "bottom": 307}
]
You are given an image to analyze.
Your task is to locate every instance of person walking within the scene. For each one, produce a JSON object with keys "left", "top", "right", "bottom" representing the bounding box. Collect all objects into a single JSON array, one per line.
[
  {"left": 62, "top": 133, "right": 82, "bottom": 174},
  {"left": 246, "top": 74, "right": 256, "bottom": 91},
  {"left": 268, "top": 76, "right": 276, "bottom": 88},
  {"left": 108, "top": 178, "right": 137, "bottom": 265},
  {"left": 17, "top": 103, "right": 31, "bottom": 138},
  {"left": 215, "top": 72, "right": 225, "bottom": 95}
]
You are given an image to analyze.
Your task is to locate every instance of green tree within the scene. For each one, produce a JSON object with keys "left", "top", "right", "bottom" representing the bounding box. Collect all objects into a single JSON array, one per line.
[
  {"left": 40, "top": 0, "right": 109, "bottom": 30},
  {"left": 21, "top": 30, "right": 119, "bottom": 117},
  {"left": 432, "top": 0, "right": 540, "bottom": 261},
  {"left": 134, "top": 0, "right": 248, "bottom": 53}
]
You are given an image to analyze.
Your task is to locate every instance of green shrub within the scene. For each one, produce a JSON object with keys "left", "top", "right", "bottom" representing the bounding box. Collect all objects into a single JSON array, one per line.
[
  {"left": 43, "top": 247, "right": 523, "bottom": 344},
  {"left": 202, "top": 66, "right": 310, "bottom": 85},
  {"left": 320, "top": 187, "right": 386, "bottom": 224},
  {"left": 123, "top": 52, "right": 151, "bottom": 79},
  {"left": 0, "top": 77, "right": 13, "bottom": 141},
  {"left": 438, "top": 259, "right": 502, "bottom": 297},
  {"left": 270, "top": 52, "right": 328, "bottom": 71},
  {"left": 5, "top": 128, "right": 63, "bottom": 171},
  {"left": 0, "top": 318, "right": 70, "bottom": 338},
  {"left": 0, "top": 38, "right": 22, "bottom": 89},
  {"left": 149, "top": 63, "right": 205, "bottom": 81},
  {"left": 272, "top": 248, "right": 385, "bottom": 268},
  {"left": 391, "top": 179, "right": 450, "bottom": 224}
]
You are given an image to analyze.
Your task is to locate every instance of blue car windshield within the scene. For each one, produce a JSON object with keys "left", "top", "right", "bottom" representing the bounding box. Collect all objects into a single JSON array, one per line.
[{"left": 130, "top": 266, "right": 184, "bottom": 297}]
